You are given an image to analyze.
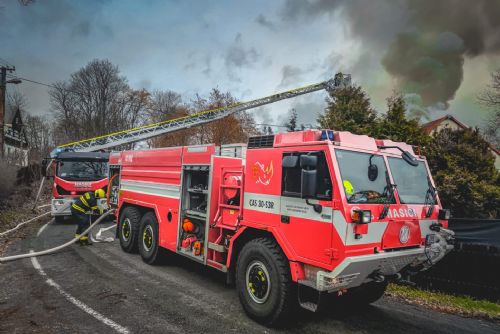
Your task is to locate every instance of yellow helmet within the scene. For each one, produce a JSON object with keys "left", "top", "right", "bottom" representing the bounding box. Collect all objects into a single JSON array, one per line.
[{"left": 95, "top": 188, "right": 106, "bottom": 198}]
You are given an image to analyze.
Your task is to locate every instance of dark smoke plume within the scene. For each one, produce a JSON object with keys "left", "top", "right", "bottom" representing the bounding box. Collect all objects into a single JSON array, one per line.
[{"left": 282, "top": 0, "right": 500, "bottom": 107}]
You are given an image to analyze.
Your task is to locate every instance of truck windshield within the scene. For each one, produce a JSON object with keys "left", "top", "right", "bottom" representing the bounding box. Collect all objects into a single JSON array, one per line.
[
  {"left": 57, "top": 160, "right": 108, "bottom": 181},
  {"left": 387, "top": 157, "right": 429, "bottom": 204},
  {"left": 335, "top": 150, "right": 394, "bottom": 204}
]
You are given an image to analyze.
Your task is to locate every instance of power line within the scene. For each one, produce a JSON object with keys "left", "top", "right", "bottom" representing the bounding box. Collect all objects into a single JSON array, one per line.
[
  {"left": 6, "top": 73, "right": 83, "bottom": 95},
  {"left": 5, "top": 73, "right": 295, "bottom": 127}
]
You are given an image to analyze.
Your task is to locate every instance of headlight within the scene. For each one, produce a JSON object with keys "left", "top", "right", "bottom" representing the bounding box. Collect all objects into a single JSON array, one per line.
[{"left": 352, "top": 209, "right": 371, "bottom": 224}]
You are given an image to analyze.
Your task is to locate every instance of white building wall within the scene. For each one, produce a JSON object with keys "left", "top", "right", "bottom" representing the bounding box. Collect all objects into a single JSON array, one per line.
[{"left": 4, "top": 143, "right": 28, "bottom": 166}]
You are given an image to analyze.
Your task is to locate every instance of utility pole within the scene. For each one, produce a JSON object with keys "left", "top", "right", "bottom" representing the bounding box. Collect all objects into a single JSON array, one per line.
[{"left": 0, "top": 65, "right": 17, "bottom": 158}]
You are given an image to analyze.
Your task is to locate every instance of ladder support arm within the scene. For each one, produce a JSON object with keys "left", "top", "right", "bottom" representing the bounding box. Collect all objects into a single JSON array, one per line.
[{"left": 58, "top": 73, "right": 351, "bottom": 152}]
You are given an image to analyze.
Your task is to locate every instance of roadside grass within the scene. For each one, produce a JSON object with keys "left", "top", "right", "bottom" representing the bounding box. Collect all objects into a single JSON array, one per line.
[
  {"left": 0, "top": 208, "right": 32, "bottom": 228},
  {"left": 387, "top": 283, "right": 500, "bottom": 320}
]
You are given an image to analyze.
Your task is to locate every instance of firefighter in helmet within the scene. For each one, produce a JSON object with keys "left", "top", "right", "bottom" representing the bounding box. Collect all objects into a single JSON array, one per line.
[{"left": 71, "top": 189, "right": 106, "bottom": 245}]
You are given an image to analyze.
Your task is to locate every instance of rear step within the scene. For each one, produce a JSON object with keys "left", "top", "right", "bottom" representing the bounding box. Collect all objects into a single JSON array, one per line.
[{"left": 298, "top": 284, "right": 322, "bottom": 312}]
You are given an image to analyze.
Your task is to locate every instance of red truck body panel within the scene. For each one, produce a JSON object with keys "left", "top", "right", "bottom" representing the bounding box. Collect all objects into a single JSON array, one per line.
[
  {"left": 109, "top": 130, "right": 450, "bottom": 293},
  {"left": 50, "top": 151, "right": 110, "bottom": 217}
]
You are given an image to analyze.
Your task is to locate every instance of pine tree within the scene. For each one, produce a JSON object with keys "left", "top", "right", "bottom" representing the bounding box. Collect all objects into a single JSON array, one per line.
[
  {"left": 376, "top": 93, "right": 429, "bottom": 146},
  {"left": 425, "top": 128, "right": 500, "bottom": 218},
  {"left": 318, "top": 85, "right": 377, "bottom": 135}
]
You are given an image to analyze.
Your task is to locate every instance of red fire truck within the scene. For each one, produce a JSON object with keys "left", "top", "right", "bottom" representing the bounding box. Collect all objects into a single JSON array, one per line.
[
  {"left": 42, "top": 150, "right": 109, "bottom": 222},
  {"left": 108, "top": 130, "right": 453, "bottom": 325}
]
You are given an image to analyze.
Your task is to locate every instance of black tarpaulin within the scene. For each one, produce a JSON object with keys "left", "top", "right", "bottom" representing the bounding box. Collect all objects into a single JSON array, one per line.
[{"left": 449, "top": 219, "right": 500, "bottom": 249}]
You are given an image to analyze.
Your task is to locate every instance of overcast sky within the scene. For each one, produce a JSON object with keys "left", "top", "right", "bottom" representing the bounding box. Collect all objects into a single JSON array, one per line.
[{"left": 1, "top": 0, "right": 499, "bottom": 129}]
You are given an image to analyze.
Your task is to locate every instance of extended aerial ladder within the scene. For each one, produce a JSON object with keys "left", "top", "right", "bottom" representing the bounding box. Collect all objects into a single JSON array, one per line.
[
  {"left": 33, "top": 73, "right": 350, "bottom": 209},
  {"left": 57, "top": 72, "right": 351, "bottom": 152}
]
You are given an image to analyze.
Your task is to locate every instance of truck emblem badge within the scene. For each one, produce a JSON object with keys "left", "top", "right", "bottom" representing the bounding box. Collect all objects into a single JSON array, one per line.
[
  {"left": 399, "top": 225, "right": 410, "bottom": 244},
  {"left": 252, "top": 161, "right": 274, "bottom": 186}
]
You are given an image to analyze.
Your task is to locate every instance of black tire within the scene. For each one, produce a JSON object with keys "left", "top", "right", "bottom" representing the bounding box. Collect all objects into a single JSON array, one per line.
[
  {"left": 344, "top": 281, "right": 388, "bottom": 306},
  {"left": 138, "top": 212, "right": 161, "bottom": 264},
  {"left": 118, "top": 206, "right": 141, "bottom": 253},
  {"left": 236, "top": 238, "right": 295, "bottom": 326}
]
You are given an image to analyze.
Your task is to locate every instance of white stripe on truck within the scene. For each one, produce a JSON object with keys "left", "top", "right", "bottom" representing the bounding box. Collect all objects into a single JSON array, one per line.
[
  {"left": 243, "top": 192, "right": 392, "bottom": 246},
  {"left": 243, "top": 192, "right": 334, "bottom": 222},
  {"left": 121, "top": 180, "right": 180, "bottom": 199}
]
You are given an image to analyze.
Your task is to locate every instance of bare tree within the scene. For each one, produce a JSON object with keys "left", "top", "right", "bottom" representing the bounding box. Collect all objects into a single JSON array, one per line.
[
  {"left": 23, "top": 113, "right": 55, "bottom": 162},
  {"left": 482, "top": 112, "right": 500, "bottom": 148},
  {"left": 146, "top": 90, "right": 192, "bottom": 148},
  {"left": 190, "top": 89, "right": 258, "bottom": 146},
  {"left": 147, "top": 90, "right": 183, "bottom": 122},
  {"left": 49, "top": 59, "right": 149, "bottom": 145},
  {"left": 478, "top": 69, "right": 500, "bottom": 147},
  {"left": 478, "top": 70, "right": 500, "bottom": 108},
  {"left": 284, "top": 108, "right": 298, "bottom": 132},
  {"left": 6, "top": 90, "right": 28, "bottom": 112}
]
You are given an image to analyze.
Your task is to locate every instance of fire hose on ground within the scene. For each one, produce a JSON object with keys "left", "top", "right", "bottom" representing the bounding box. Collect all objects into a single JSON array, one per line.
[
  {"left": 0, "top": 209, "right": 115, "bottom": 263},
  {"left": 0, "top": 202, "right": 71, "bottom": 238},
  {"left": 0, "top": 210, "right": 52, "bottom": 238}
]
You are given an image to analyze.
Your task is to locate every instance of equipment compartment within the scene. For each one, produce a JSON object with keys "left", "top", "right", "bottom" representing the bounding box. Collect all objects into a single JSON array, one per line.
[{"left": 178, "top": 166, "right": 210, "bottom": 260}]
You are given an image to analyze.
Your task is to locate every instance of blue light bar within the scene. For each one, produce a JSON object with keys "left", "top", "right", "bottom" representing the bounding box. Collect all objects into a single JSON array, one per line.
[
  {"left": 321, "top": 130, "right": 335, "bottom": 141},
  {"left": 50, "top": 147, "right": 75, "bottom": 158}
]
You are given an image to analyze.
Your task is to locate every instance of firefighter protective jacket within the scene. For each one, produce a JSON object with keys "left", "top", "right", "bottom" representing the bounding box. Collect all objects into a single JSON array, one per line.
[{"left": 71, "top": 192, "right": 103, "bottom": 214}]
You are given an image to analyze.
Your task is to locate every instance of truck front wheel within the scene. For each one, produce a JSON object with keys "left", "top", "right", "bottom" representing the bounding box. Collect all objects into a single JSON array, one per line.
[
  {"left": 236, "top": 238, "right": 295, "bottom": 326},
  {"left": 138, "top": 212, "right": 161, "bottom": 264},
  {"left": 118, "top": 206, "right": 141, "bottom": 253}
]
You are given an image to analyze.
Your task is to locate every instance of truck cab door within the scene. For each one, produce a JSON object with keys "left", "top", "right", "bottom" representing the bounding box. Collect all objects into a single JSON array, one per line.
[{"left": 279, "top": 151, "right": 334, "bottom": 265}]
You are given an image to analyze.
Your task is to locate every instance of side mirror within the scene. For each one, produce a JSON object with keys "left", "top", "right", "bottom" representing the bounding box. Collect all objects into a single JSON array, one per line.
[
  {"left": 368, "top": 155, "right": 378, "bottom": 181},
  {"left": 301, "top": 169, "right": 318, "bottom": 199},
  {"left": 402, "top": 151, "right": 419, "bottom": 167}
]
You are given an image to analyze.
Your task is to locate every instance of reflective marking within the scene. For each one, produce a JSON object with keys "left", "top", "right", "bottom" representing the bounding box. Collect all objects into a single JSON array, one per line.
[
  {"left": 243, "top": 192, "right": 390, "bottom": 247},
  {"left": 30, "top": 253, "right": 130, "bottom": 334},
  {"left": 332, "top": 210, "right": 348, "bottom": 241},
  {"left": 121, "top": 180, "right": 180, "bottom": 199},
  {"left": 419, "top": 219, "right": 437, "bottom": 238},
  {"left": 281, "top": 196, "right": 332, "bottom": 223},
  {"left": 345, "top": 220, "right": 388, "bottom": 245}
]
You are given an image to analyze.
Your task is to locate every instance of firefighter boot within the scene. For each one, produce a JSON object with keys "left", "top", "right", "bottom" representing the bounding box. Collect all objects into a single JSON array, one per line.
[{"left": 78, "top": 235, "right": 92, "bottom": 246}]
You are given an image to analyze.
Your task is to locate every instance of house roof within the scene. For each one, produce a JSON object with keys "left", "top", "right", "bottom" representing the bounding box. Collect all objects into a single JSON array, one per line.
[
  {"left": 421, "top": 114, "right": 500, "bottom": 156},
  {"left": 421, "top": 114, "right": 468, "bottom": 134},
  {"left": 4, "top": 107, "right": 16, "bottom": 125}
]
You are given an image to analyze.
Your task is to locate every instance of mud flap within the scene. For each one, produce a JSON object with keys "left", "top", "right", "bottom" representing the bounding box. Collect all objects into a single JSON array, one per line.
[{"left": 298, "top": 284, "right": 322, "bottom": 312}]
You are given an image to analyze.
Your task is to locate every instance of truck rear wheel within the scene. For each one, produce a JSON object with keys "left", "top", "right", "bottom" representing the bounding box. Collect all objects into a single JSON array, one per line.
[
  {"left": 236, "top": 238, "right": 295, "bottom": 326},
  {"left": 138, "top": 212, "right": 161, "bottom": 264},
  {"left": 118, "top": 206, "right": 141, "bottom": 253}
]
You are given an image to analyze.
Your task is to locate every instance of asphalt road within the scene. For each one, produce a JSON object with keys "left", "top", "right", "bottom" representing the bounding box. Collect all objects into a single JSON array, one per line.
[{"left": 1, "top": 219, "right": 499, "bottom": 334}]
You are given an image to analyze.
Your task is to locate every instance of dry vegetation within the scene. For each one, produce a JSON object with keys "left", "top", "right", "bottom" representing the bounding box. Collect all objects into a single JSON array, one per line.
[{"left": 387, "top": 283, "right": 500, "bottom": 321}]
